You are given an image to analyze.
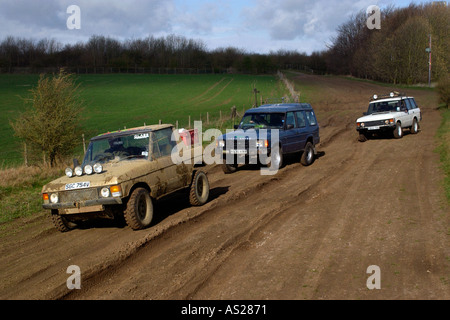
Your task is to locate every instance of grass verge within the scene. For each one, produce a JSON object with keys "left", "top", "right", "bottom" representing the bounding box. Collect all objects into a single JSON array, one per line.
[
  {"left": 435, "top": 106, "right": 450, "bottom": 203},
  {"left": 0, "top": 165, "right": 65, "bottom": 224}
]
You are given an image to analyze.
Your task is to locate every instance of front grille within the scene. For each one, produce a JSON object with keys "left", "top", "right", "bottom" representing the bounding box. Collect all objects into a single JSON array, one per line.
[
  {"left": 224, "top": 138, "right": 255, "bottom": 150},
  {"left": 364, "top": 120, "right": 386, "bottom": 127},
  {"left": 60, "top": 189, "right": 99, "bottom": 203}
]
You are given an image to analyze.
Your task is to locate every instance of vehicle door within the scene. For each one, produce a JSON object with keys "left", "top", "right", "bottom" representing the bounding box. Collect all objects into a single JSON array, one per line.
[
  {"left": 397, "top": 99, "right": 411, "bottom": 127},
  {"left": 282, "top": 111, "right": 299, "bottom": 153},
  {"left": 408, "top": 98, "right": 421, "bottom": 121},
  {"left": 403, "top": 99, "right": 414, "bottom": 127},
  {"left": 295, "top": 111, "right": 308, "bottom": 151},
  {"left": 150, "top": 127, "right": 184, "bottom": 194}
]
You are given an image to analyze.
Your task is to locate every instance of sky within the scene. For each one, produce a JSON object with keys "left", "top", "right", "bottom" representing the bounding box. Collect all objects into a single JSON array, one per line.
[{"left": 0, "top": 0, "right": 437, "bottom": 54}]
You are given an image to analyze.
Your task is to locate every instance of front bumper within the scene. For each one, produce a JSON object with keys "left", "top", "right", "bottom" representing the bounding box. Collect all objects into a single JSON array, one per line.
[
  {"left": 217, "top": 147, "right": 271, "bottom": 165},
  {"left": 356, "top": 124, "right": 395, "bottom": 132},
  {"left": 43, "top": 197, "right": 122, "bottom": 214}
]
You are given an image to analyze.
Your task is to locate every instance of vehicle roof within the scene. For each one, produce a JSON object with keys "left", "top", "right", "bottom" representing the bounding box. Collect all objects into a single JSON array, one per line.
[
  {"left": 245, "top": 103, "right": 313, "bottom": 114},
  {"left": 369, "top": 96, "right": 414, "bottom": 104},
  {"left": 91, "top": 124, "right": 173, "bottom": 141}
]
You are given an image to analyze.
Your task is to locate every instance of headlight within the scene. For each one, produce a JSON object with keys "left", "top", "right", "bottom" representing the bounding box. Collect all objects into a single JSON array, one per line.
[
  {"left": 84, "top": 164, "right": 93, "bottom": 175},
  {"left": 50, "top": 193, "right": 59, "bottom": 204},
  {"left": 256, "top": 140, "right": 268, "bottom": 148},
  {"left": 360, "top": 122, "right": 365, "bottom": 127},
  {"left": 217, "top": 140, "right": 225, "bottom": 148},
  {"left": 74, "top": 166, "right": 83, "bottom": 176},
  {"left": 93, "top": 163, "right": 103, "bottom": 174},
  {"left": 100, "top": 187, "right": 110, "bottom": 198},
  {"left": 65, "top": 167, "right": 73, "bottom": 178}
]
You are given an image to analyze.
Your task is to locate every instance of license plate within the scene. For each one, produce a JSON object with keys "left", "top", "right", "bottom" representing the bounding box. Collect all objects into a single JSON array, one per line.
[
  {"left": 65, "top": 182, "right": 91, "bottom": 190},
  {"left": 368, "top": 126, "right": 380, "bottom": 130},
  {"left": 230, "top": 149, "right": 247, "bottom": 155}
]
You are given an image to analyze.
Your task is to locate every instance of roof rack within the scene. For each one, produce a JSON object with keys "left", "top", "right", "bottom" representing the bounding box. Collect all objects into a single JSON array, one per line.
[{"left": 370, "top": 91, "right": 405, "bottom": 101}]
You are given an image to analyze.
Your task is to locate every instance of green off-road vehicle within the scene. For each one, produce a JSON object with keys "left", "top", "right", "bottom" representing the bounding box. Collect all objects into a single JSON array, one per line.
[{"left": 42, "top": 124, "right": 209, "bottom": 232}]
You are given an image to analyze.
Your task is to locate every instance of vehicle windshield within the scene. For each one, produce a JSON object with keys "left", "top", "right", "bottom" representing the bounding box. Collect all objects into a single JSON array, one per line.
[
  {"left": 239, "top": 112, "right": 284, "bottom": 129},
  {"left": 367, "top": 100, "right": 401, "bottom": 114},
  {"left": 83, "top": 132, "right": 150, "bottom": 165}
]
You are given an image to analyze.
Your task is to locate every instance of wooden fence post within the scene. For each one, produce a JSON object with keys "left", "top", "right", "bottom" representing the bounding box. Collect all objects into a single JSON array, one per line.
[
  {"left": 82, "top": 134, "right": 86, "bottom": 154},
  {"left": 23, "top": 142, "right": 28, "bottom": 167}
]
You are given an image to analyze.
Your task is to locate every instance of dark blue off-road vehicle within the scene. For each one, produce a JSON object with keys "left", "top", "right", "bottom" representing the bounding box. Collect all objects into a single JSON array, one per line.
[{"left": 216, "top": 103, "right": 320, "bottom": 174}]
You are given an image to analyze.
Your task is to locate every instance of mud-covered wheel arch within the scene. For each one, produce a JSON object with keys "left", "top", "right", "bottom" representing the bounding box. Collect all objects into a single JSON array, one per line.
[
  {"left": 51, "top": 209, "right": 77, "bottom": 232},
  {"left": 124, "top": 187, "right": 154, "bottom": 230},
  {"left": 189, "top": 170, "right": 210, "bottom": 206}
]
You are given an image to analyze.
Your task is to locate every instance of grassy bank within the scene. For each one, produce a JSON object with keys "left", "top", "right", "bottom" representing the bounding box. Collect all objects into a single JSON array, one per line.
[
  {"left": 435, "top": 106, "right": 450, "bottom": 202},
  {"left": 0, "top": 165, "right": 65, "bottom": 224}
]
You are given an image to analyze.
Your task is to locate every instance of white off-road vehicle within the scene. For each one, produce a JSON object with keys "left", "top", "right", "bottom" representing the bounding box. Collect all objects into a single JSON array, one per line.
[{"left": 356, "top": 92, "right": 422, "bottom": 142}]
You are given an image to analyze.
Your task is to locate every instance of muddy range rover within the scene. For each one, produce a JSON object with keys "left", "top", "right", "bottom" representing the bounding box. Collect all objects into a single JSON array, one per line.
[
  {"left": 356, "top": 92, "right": 421, "bottom": 142},
  {"left": 42, "top": 124, "right": 210, "bottom": 232}
]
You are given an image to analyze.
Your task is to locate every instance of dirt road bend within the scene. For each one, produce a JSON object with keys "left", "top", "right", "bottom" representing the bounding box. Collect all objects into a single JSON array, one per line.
[{"left": 0, "top": 74, "right": 448, "bottom": 300}]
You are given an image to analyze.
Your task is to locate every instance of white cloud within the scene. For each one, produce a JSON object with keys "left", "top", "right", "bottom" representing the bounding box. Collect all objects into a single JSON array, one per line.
[
  {"left": 0, "top": 0, "right": 431, "bottom": 54},
  {"left": 0, "top": 0, "right": 176, "bottom": 43}
]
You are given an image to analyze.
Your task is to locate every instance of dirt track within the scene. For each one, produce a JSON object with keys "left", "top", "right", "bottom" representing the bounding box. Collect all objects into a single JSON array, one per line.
[{"left": 0, "top": 74, "right": 448, "bottom": 300}]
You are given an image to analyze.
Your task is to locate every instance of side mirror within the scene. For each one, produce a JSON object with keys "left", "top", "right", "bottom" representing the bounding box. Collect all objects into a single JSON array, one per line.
[
  {"left": 363, "top": 112, "right": 368, "bottom": 116},
  {"left": 234, "top": 125, "right": 239, "bottom": 129}
]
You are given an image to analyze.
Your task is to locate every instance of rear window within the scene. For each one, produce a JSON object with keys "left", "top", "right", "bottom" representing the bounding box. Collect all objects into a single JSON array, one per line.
[{"left": 306, "top": 111, "right": 317, "bottom": 126}]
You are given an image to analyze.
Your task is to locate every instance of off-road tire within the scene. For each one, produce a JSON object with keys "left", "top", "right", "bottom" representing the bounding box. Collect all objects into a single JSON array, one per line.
[
  {"left": 410, "top": 118, "right": 419, "bottom": 134},
  {"left": 301, "top": 142, "right": 315, "bottom": 166},
  {"left": 358, "top": 132, "right": 368, "bottom": 142},
  {"left": 393, "top": 122, "right": 403, "bottom": 139},
  {"left": 270, "top": 144, "right": 283, "bottom": 170},
  {"left": 51, "top": 210, "right": 77, "bottom": 232},
  {"left": 222, "top": 163, "right": 238, "bottom": 174},
  {"left": 189, "top": 171, "right": 210, "bottom": 206},
  {"left": 124, "top": 188, "right": 153, "bottom": 230}
]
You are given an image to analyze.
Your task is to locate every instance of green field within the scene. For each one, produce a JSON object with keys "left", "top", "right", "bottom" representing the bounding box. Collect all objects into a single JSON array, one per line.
[{"left": 0, "top": 73, "right": 288, "bottom": 167}]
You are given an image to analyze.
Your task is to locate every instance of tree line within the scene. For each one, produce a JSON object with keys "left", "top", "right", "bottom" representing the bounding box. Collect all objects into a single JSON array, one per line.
[
  {"left": 0, "top": 34, "right": 325, "bottom": 75},
  {"left": 326, "top": 2, "right": 449, "bottom": 85},
  {"left": 0, "top": 2, "right": 448, "bottom": 84}
]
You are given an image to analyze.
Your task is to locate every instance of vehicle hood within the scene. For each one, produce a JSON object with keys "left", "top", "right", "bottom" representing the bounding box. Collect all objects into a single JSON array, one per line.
[
  {"left": 356, "top": 111, "right": 403, "bottom": 123},
  {"left": 42, "top": 159, "right": 154, "bottom": 193}
]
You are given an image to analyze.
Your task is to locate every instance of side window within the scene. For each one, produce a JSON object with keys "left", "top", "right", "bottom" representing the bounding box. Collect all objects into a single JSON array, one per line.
[
  {"left": 306, "top": 111, "right": 317, "bottom": 126},
  {"left": 295, "top": 111, "right": 306, "bottom": 128},
  {"left": 151, "top": 128, "right": 176, "bottom": 158},
  {"left": 286, "top": 112, "right": 296, "bottom": 129},
  {"left": 405, "top": 99, "right": 412, "bottom": 110},
  {"left": 150, "top": 133, "right": 161, "bottom": 159},
  {"left": 409, "top": 98, "right": 418, "bottom": 109},
  {"left": 400, "top": 100, "right": 407, "bottom": 111},
  {"left": 157, "top": 128, "right": 176, "bottom": 157}
]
